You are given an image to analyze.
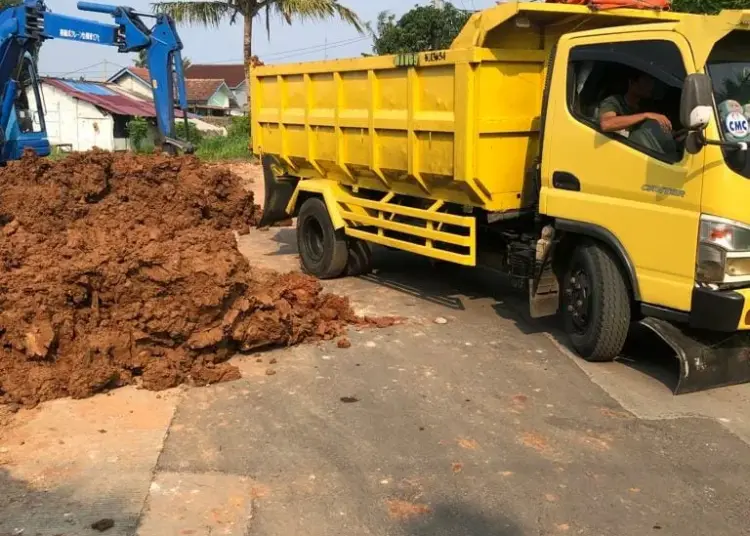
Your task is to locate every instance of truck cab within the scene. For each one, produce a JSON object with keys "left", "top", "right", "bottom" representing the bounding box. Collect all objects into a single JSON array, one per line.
[
  {"left": 252, "top": 4, "right": 750, "bottom": 394},
  {"left": 544, "top": 15, "right": 750, "bottom": 327}
]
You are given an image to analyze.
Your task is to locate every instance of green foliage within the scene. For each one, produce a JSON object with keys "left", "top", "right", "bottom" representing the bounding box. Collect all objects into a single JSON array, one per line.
[
  {"left": 372, "top": 3, "right": 471, "bottom": 55},
  {"left": 152, "top": 0, "right": 363, "bottom": 31},
  {"left": 151, "top": 1, "right": 363, "bottom": 61},
  {"left": 175, "top": 120, "right": 204, "bottom": 144},
  {"left": 194, "top": 133, "right": 252, "bottom": 161},
  {"left": 134, "top": 49, "right": 191, "bottom": 70},
  {"left": 127, "top": 117, "right": 150, "bottom": 152},
  {"left": 48, "top": 146, "right": 72, "bottom": 161},
  {"left": 227, "top": 115, "right": 250, "bottom": 138},
  {"left": 672, "top": 0, "right": 750, "bottom": 13},
  {"left": 134, "top": 49, "right": 147, "bottom": 68},
  {"left": 177, "top": 115, "right": 253, "bottom": 161}
]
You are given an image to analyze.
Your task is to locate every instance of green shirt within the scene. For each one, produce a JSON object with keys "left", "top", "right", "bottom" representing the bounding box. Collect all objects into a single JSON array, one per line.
[
  {"left": 598, "top": 95, "right": 668, "bottom": 154},
  {"left": 598, "top": 95, "right": 638, "bottom": 130}
]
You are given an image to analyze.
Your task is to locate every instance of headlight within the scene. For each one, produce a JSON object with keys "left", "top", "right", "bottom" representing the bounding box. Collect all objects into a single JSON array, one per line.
[
  {"left": 697, "top": 215, "right": 750, "bottom": 284},
  {"left": 700, "top": 215, "right": 750, "bottom": 251},
  {"left": 697, "top": 243, "right": 726, "bottom": 283},
  {"left": 726, "top": 257, "right": 750, "bottom": 278}
]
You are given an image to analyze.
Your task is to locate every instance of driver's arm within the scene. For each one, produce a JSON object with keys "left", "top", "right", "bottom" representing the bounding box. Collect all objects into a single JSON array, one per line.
[{"left": 599, "top": 111, "right": 653, "bottom": 133}]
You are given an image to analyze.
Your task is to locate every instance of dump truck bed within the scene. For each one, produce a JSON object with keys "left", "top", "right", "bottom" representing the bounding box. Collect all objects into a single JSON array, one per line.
[
  {"left": 252, "top": 49, "right": 544, "bottom": 212},
  {"left": 251, "top": 3, "right": 689, "bottom": 212}
]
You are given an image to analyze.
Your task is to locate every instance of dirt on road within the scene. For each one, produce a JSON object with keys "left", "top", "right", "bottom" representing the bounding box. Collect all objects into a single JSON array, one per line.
[{"left": 0, "top": 151, "right": 361, "bottom": 407}]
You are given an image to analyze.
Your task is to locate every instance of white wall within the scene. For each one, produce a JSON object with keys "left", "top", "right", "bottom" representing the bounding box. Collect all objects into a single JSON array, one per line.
[
  {"left": 38, "top": 83, "right": 116, "bottom": 151},
  {"left": 208, "top": 85, "right": 232, "bottom": 109},
  {"left": 232, "top": 80, "right": 247, "bottom": 110},
  {"left": 112, "top": 73, "right": 152, "bottom": 99},
  {"left": 36, "top": 82, "right": 229, "bottom": 152},
  {"left": 190, "top": 117, "right": 226, "bottom": 135}
]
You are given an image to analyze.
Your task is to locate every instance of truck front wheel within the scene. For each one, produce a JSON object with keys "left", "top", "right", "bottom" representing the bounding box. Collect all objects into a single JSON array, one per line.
[
  {"left": 297, "top": 197, "right": 349, "bottom": 279},
  {"left": 562, "top": 242, "right": 631, "bottom": 361}
]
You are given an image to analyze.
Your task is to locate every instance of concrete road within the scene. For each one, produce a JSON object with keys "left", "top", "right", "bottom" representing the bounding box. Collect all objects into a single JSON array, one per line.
[{"left": 3, "top": 221, "right": 750, "bottom": 535}]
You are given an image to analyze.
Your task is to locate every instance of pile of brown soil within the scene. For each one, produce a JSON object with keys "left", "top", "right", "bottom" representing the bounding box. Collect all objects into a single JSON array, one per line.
[{"left": 0, "top": 151, "right": 360, "bottom": 407}]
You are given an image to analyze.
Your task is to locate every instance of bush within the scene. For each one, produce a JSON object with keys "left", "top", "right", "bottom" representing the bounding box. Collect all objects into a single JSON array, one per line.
[
  {"left": 227, "top": 115, "right": 250, "bottom": 138},
  {"left": 127, "top": 117, "right": 149, "bottom": 152},
  {"left": 175, "top": 120, "right": 204, "bottom": 144},
  {"left": 186, "top": 115, "right": 252, "bottom": 161}
]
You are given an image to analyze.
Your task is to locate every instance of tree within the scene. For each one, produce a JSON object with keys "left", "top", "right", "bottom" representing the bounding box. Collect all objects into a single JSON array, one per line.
[
  {"left": 151, "top": 1, "right": 363, "bottom": 78},
  {"left": 134, "top": 49, "right": 192, "bottom": 70},
  {"left": 372, "top": 2, "right": 471, "bottom": 55},
  {"left": 672, "top": 0, "right": 750, "bottom": 13}
]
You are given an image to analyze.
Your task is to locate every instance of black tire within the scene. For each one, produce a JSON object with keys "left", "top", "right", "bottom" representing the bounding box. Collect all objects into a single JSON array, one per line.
[
  {"left": 297, "top": 197, "right": 349, "bottom": 279},
  {"left": 346, "top": 239, "right": 373, "bottom": 276},
  {"left": 562, "top": 241, "right": 631, "bottom": 362}
]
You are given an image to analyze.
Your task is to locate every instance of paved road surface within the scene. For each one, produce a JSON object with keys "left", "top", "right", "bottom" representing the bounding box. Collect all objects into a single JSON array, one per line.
[{"left": 2, "top": 222, "right": 750, "bottom": 536}]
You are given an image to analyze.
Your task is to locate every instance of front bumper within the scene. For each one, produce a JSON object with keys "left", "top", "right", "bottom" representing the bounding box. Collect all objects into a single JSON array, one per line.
[{"left": 690, "top": 287, "right": 750, "bottom": 332}]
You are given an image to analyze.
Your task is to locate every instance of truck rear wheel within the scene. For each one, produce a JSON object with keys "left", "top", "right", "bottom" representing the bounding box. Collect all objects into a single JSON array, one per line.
[
  {"left": 346, "top": 239, "right": 373, "bottom": 276},
  {"left": 297, "top": 197, "right": 349, "bottom": 279},
  {"left": 562, "top": 242, "right": 631, "bottom": 361}
]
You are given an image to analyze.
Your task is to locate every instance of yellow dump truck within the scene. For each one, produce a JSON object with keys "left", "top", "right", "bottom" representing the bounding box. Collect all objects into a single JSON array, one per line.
[{"left": 252, "top": 2, "right": 750, "bottom": 394}]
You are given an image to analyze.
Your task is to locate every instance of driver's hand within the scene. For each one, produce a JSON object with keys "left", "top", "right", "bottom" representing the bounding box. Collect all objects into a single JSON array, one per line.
[{"left": 646, "top": 112, "right": 672, "bottom": 133}]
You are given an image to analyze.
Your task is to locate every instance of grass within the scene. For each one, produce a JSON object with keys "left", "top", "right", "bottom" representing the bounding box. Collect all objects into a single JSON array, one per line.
[
  {"left": 47, "top": 147, "right": 70, "bottom": 161},
  {"left": 194, "top": 133, "right": 253, "bottom": 161},
  {"left": 183, "top": 116, "right": 254, "bottom": 161},
  {"left": 44, "top": 117, "right": 254, "bottom": 162}
]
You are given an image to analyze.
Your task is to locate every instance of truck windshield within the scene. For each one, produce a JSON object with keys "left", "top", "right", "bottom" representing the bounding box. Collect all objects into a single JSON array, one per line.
[{"left": 707, "top": 31, "right": 750, "bottom": 177}]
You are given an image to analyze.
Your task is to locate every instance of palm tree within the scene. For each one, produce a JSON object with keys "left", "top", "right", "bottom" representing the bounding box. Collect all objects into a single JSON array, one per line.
[{"left": 151, "top": 1, "right": 363, "bottom": 73}]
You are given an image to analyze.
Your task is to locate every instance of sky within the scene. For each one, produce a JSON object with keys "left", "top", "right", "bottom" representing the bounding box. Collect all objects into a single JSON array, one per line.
[{"left": 37, "top": 0, "right": 500, "bottom": 80}]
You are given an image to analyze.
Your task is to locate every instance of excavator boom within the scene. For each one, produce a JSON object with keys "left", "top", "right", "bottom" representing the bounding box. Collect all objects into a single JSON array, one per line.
[{"left": 0, "top": 0, "right": 191, "bottom": 161}]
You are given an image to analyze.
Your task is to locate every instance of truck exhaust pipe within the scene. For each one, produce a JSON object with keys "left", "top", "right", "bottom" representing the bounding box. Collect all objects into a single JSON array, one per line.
[{"left": 638, "top": 317, "right": 750, "bottom": 394}]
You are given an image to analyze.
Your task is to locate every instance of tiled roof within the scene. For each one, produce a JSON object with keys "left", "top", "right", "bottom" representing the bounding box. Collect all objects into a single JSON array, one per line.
[
  {"left": 186, "top": 79, "right": 226, "bottom": 103},
  {"left": 128, "top": 67, "right": 150, "bottom": 82},
  {"left": 185, "top": 64, "right": 246, "bottom": 88}
]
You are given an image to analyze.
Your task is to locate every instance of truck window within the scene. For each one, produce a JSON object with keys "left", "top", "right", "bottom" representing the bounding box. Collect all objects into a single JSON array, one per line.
[
  {"left": 706, "top": 31, "right": 750, "bottom": 178},
  {"left": 567, "top": 40, "right": 686, "bottom": 164}
]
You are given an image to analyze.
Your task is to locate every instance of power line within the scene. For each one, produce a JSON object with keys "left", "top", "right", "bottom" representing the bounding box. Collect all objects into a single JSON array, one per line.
[
  {"left": 264, "top": 35, "right": 367, "bottom": 58},
  {"left": 41, "top": 33, "right": 371, "bottom": 79},
  {"left": 43, "top": 59, "right": 127, "bottom": 78},
  {"left": 201, "top": 35, "right": 369, "bottom": 64},
  {"left": 269, "top": 37, "right": 369, "bottom": 61}
]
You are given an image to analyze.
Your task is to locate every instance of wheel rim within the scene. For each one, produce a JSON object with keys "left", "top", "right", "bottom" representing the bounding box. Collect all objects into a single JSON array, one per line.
[
  {"left": 567, "top": 265, "right": 591, "bottom": 334},
  {"left": 303, "top": 217, "right": 325, "bottom": 263}
]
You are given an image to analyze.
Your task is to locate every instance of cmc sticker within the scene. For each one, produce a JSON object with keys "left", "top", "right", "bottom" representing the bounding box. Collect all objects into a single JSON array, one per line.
[{"left": 725, "top": 111, "right": 750, "bottom": 138}]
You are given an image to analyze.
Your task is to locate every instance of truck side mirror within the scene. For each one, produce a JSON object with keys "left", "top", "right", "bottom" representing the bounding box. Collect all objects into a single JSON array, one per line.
[{"left": 681, "top": 74, "right": 713, "bottom": 131}]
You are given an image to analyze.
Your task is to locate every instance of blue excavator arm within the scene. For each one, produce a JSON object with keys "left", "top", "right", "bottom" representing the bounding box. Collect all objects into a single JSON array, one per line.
[{"left": 0, "top": 0, "right": 191, "bottom": 159}]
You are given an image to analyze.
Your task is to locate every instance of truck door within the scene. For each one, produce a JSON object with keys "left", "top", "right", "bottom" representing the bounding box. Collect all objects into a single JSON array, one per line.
[{"left": 541, "top": 31, "right": 704, "bottom": 313}]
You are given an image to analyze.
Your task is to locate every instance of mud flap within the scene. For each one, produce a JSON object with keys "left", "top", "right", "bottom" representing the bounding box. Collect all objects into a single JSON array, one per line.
[
  {"left": 639, "top": 317, "right": 750, "bottom": 395},
  {"left": 258, "top": 155, "right": 299, "bottom": 228}
]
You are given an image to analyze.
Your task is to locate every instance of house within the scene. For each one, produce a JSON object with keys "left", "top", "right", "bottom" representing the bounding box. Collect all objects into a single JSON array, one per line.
[
  {"left": 108, "top": 66, "right": 153, "bottom": 99},
  {"left": 184, "top": 64, "right": 248, "bottom": 110},
  {"left": 108, "top": 62, "right": 251, "bottom": 115},
  {"left": 185, "top": 78, "right": 235, "bottom": 116},
  {"left": 36, "top": 78, "right": 223, "bottom": 152}
]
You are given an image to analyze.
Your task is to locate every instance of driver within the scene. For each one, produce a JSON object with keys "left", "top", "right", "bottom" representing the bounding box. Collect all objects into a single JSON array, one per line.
[{"left": 598, "top": 70, "right": 672, "bottom": 137}]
